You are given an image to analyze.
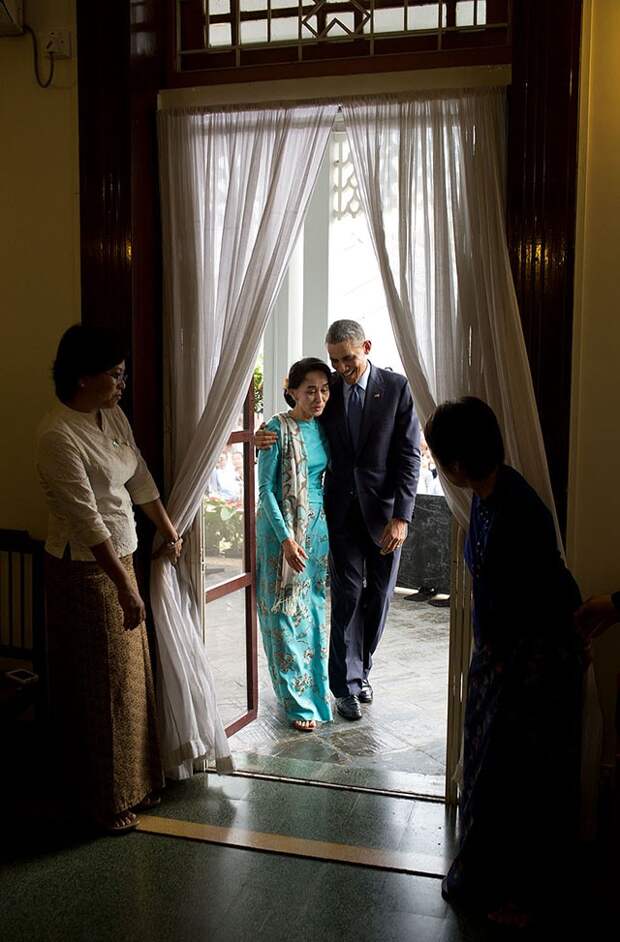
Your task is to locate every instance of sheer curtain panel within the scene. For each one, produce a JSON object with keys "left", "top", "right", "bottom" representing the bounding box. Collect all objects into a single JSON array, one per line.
[
  {"left": 343, "top": 89, "right": 558, "bottom": 533},
  {"left": 154, "top": 103, "right": 337, "bottom": 779},
  {"left": 343, "top": 89, "right": 601, "bottom": 827}
]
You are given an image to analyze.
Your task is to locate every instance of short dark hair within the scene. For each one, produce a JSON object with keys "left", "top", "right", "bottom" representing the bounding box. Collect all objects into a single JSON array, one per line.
[
  {"left": 424, "top": 397, "right": 505, "bottom": 481},
  {"left": 52, "top": 324, "right": 128, "bottom": 403},
  {"left": 325, "top": 320, "right": 365, "bottom": 346},
  {"left": 284, "top": 357, "right": 331, "bottom": 408}
]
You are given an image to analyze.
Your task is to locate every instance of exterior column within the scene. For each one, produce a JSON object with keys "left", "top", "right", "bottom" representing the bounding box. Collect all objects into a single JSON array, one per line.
[
  {"left": 303, "top": 147, "right": 331, "bottom": 361},
  {"left": 263, "top": 234, "right": 304, "bottom": 421}
]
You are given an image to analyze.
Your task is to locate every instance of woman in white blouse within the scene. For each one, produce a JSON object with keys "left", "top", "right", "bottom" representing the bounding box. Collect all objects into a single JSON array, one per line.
[{"left": 37, "top": 324, "right": 181, "bottom": 834}]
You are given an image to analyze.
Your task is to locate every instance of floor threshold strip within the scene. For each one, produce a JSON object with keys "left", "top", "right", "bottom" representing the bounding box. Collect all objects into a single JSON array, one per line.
[
  {"left": 205, "top": 768, "right": 446, "bottom": 804},
  {"left": 137, "top": 815, "right": 446, "bottom": 878}
]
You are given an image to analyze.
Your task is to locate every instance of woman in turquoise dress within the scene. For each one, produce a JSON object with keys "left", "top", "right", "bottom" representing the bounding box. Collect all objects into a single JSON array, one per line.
[{"left": 256, "top": 358, "right": 333, "bottom": 732}]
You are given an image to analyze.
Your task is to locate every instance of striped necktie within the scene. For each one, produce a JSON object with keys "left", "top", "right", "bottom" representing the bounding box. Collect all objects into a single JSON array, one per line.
[{"left": 348, "top": 383, "right": 363, "bottom": 449}]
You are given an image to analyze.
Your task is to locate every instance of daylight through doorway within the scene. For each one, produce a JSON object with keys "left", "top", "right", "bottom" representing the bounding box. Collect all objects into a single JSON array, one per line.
[{"left": 203, "top": 129, "right": 451, "bottom": 799}]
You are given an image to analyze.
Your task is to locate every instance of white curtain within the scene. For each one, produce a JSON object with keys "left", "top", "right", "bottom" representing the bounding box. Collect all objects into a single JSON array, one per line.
[
  {"left": 343, "top": 88, "right": 602, "bottom": 831},
  {"left": 342, "top": 89, "right": 558, "bottom": 533},
  {"left": 154, "top": 102, "right": 337, "bottom": 779}
]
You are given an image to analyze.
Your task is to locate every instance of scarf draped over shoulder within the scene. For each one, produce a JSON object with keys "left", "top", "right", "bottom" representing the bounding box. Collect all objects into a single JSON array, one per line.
[{"left": 271, "top": 413, "right": 311, "bottom": 616}]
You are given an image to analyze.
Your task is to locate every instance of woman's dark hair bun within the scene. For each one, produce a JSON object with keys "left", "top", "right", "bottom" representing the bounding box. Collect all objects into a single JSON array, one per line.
[
  {"left": 52, "top": 323, "right": 128, "bottom": 403},
  {"left": 283, "top": 357, "right": 331, "bottom": 409},
  {"left": 424, "top": 396, "right": 505, "bottom": 481}
]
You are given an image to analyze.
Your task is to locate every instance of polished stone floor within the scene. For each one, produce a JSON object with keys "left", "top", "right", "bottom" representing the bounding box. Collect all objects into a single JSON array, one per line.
[
  {"left": 2, "top": 764, "right": 615, "bottom": 942},
  {"left": 155, "top": 773, "right": 457, "bottom": 869},
  {"left": 3, "top": 559, "right": 615, "bottom": 940},
  {"left": 206, "top": 592, "right": 450, "bottom": 797},
  {"left": 2, "top": 621, "right": 616, "bottom": 941}
]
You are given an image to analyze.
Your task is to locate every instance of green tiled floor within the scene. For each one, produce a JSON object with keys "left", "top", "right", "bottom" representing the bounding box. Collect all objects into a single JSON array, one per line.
[
  {"left": 2, "top": 767, "right": 454, "bottom": 942},
  {"left": 2, "top": 826, "right": 456, "bottom": 942},
  {"left": 153, "top": 773, "right": 453, "bottom": 872},
  {"left": 1, "top": 734, "right": 616, "bottom": 942}
]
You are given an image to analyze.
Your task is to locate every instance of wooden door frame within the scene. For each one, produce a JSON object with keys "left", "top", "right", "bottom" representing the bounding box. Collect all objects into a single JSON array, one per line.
[
  {"left": 76, "top": 0, "right": 166, "bottom": 595},
  {"left": 76, "top": 3, "right": 583, "bottom": 776},
  {"left": 506, "top": 0, "right": 583, "bottom": 538},
  {"left": 202, "top": 387, "right": 259, "bottom": 737},
  {"left": 76, "top": 0, "right": 582, "bottom": 544}
]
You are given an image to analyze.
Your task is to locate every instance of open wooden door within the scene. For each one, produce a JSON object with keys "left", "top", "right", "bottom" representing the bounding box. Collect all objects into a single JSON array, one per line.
[
  {"left": 200, "top": 382, "right": 259, "bottom": 736},
  {"left": 445, "top": 521, "right": 473, "bottom": 805}
]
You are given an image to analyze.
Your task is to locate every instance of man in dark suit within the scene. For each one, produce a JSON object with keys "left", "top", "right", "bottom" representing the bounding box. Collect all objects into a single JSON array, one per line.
[
  {"left": 256, "top": 319, "right": 420, "bottom": 720},
  {"left": 321, "top": 320, "right": 420, "bottom": 719}
]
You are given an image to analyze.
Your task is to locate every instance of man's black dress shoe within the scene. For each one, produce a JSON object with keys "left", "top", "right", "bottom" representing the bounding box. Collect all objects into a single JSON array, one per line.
[
  {"left": 358, "top": 682, "right": 373, "bottom": 704},
  {"left": 336, "top": 695, "right": 362, "bottom": 721}
]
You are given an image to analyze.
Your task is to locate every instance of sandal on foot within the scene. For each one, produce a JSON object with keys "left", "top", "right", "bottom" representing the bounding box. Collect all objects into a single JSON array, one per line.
[
  {"left": 134, "top": 793, "right": 161, "bottom": 811},
  {"left": 292, "top": 719, "right": 316, "bottom": 732},
  {"left": 101, "top": 811, "right": 140, "bottom": 835}
]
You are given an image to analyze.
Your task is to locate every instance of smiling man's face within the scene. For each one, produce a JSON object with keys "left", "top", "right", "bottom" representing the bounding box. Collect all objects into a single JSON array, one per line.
[{"left": 326, "top": 338, "right": 372, "bottom": 385}]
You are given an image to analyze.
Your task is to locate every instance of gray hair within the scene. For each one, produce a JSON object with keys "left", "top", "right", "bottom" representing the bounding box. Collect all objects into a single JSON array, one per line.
[{"left": 325, "top": 319, "right": 366, "bottom": 346}]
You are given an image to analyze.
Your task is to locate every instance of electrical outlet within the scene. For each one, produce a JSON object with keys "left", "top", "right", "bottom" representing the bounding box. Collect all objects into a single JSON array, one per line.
[{"left": 43, "top": 28, "right": 71, "bottom": 59}]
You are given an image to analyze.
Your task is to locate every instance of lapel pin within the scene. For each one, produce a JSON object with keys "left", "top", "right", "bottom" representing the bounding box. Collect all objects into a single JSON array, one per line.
[{"left": 374, "top": 393, "right": 381, "bottom": 399}]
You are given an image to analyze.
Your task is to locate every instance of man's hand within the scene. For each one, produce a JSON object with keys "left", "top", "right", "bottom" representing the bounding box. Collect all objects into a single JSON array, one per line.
[
  {"left": 575, "top": 595, "right": 619, "bottom": 641},
  {"left": 254, "top": 423, "right": 278, "bottom": 451},
  {"left": 380, "top": 518, "right": 408, "bottom": 555},
  {"left": 282, "top": 538, "right": 308, "bottom": 573}
]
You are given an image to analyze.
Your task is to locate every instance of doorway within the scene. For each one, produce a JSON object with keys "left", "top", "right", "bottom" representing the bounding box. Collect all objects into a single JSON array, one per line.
[{"left": 202, "top": 129, "right": 454, "bottom": 800}]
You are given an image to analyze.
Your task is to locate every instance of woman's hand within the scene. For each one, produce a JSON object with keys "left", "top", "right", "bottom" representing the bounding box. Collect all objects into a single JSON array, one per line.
[
  {"left": 138, "top": 501, "right": 182, "bottom": 564},
  {"left": 117, "top": 585, "right": 147, "bottom": 630},
  {"left": 90, "top": 539, "right": 148, "bottom": 629},
  {"left": 282, "top": 538, "right": 308, "bottom": 573},
  {"left": 152, "top": 536, "right": 183, "bottom": 564}
]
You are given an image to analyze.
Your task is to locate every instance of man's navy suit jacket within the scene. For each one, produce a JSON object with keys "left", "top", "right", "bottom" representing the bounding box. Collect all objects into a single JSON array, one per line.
[{"left": 319, "top": 365, "right": 421, "bottom": 545}]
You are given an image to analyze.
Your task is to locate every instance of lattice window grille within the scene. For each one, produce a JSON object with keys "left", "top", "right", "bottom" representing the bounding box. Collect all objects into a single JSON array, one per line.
[
  {"left": 331, "top": 132, "right": 401, "bottom": 220},
  {"left": 332, "top": 130, "right": 402, "bottom": 220},
  {"left": 193, "top": 1, "right": 491, "bottom": 53},
  {"left": 332, "top": 133, "right": 363, "bottom": 220}
]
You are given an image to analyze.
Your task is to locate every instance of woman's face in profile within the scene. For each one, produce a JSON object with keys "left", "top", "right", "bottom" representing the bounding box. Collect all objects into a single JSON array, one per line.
[{"left": 81, "top": 361, "right": 127, "bottom": 410}]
